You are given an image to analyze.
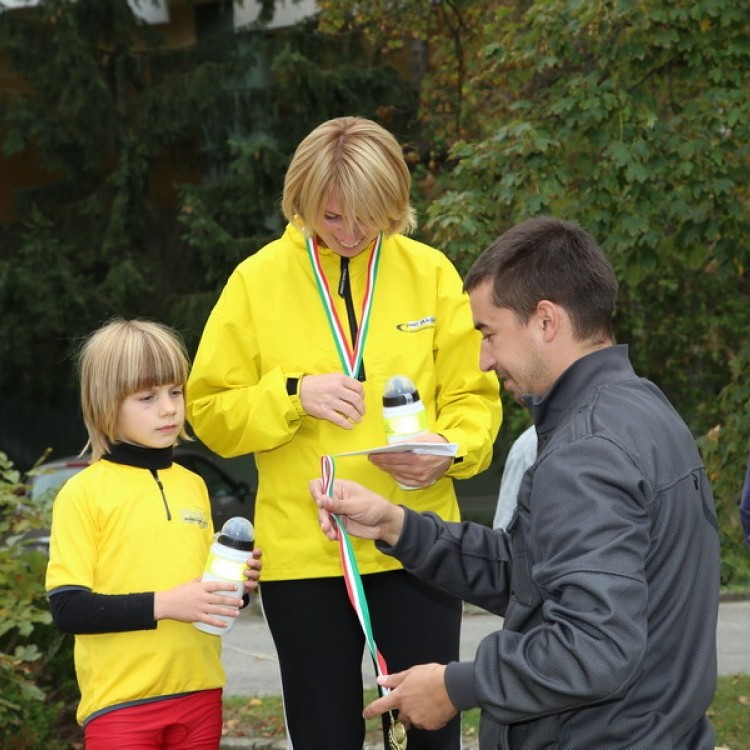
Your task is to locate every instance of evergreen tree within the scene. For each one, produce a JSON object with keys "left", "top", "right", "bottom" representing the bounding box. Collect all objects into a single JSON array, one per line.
[{"left": 0, "top": 0, "right": 417, "bottom": 404}]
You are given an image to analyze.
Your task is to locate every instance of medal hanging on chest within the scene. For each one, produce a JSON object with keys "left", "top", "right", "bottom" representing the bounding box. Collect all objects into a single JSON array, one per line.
[
  {"left": 321, "top": 454, "right": 407, "bottom": 749},
  {"left": 305, "top": 232, "right": 382, "bottom": 380}
]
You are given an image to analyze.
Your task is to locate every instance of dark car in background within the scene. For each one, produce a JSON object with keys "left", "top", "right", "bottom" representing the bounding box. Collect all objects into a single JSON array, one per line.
[{"left": 24, "top": 447, "right": 256, "bottom": 554}]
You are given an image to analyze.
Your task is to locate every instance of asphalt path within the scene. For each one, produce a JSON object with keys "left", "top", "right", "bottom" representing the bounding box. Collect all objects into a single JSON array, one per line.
[{"left": 222, "top": 599, "right": 750, "bottom": 696}]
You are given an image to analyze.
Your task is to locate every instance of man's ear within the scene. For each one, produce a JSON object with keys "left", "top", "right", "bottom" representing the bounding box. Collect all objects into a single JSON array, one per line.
[{"left": 535, "top": 299, "right": 562, "bottom": 342}]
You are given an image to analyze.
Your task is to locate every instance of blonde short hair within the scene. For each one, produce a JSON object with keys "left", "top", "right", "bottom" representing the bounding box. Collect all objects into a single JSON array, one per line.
[
  {"left": 78, "top": 319, "right": 190, "bottom": 461},
  {"left": 281, "top": 116, "right": 417, "bottom": 238}
]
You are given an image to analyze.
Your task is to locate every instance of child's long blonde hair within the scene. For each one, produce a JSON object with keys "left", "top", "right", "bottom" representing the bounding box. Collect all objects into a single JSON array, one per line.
[{"left": 78, "top": 318, "right": 190, "bottom": 460}]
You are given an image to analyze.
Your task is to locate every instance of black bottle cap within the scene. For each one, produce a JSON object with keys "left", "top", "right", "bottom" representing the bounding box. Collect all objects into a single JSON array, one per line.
[
  {"left": 217, "top": 534, "right": 254, "bottom": 551},
  {"left": 383, "top": 389, "right": 421, "bottom": 407}
]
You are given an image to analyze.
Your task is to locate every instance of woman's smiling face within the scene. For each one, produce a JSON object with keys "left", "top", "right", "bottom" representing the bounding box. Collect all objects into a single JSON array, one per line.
[{"left": 314, "top": 193, "right": 378, "bottom": 258}]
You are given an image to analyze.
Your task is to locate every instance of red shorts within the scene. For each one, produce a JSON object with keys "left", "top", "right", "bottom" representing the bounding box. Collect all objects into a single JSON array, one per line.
[{"left": 84, "top": 689, "right": 223, "bottom": 750}]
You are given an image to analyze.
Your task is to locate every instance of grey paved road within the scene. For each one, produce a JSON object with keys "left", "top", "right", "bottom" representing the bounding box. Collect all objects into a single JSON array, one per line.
[{"left": 222, "top": 599, "right": 750, "bottom": 696}]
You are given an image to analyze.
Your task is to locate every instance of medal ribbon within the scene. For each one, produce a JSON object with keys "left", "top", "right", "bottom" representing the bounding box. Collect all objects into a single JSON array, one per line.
[
  {"left": 305, "top": 232, "right": 382, "bottom": 379},
  {"left": 320, "top": 454, "right": 390, "bottom": 690}
]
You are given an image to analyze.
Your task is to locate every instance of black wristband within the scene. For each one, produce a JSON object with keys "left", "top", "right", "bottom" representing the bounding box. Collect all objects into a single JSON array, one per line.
[{"left": 286, "top": 377, "right": 299, "bottom": 396}]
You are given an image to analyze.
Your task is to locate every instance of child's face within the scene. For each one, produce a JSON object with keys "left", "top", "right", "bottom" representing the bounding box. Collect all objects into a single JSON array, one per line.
[{"left": 117, "top": 384, "right": 185, "bottom": 449}]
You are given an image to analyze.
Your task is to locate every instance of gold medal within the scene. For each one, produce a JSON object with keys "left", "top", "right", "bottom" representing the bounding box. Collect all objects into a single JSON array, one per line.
[{"left": 388, "top": 718, "right": 407, "bottom": 750}]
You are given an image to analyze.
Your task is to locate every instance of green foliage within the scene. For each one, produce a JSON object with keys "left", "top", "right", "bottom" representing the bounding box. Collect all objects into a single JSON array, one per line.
[
  {"left": 0, "top": 0, "right": 242, "bottom": 397},
  {"left": 710, "top": 674, "right": 750, "bottom": 748},
  {"left": 0, "top": 211, "right": 93, "bottom": 397},
  {"left": 171, "top": 18, "right": 419, "bottom": 348},
  {"left": 414, "top": 0, "right": 750, "bottom": 543},
  {"left": 698, "top": 344, "right": 750, "bottom": 590},
  {"left": 317, "top": 1, "right": 499, "bottom": 147},
  {"left": 178, "top": 136, "right": 287, "bottom": 288},
  {"left": 316, "top": 0, "right": 750, "bottom": 443},
  {"left": 0, "top": 1, "right": 419, "bottom": 388},
  {"left": 426, "top": 1, "right": 750, "bottom": 257},
  {"left": 0, "top": 452, "right": 77, "bottom": 749}
]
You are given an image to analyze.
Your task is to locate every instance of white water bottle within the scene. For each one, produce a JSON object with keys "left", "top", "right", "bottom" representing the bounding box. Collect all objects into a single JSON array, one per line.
[
  {"left": 383, "top": 375, "right": 428, "bottom": 490},
  {"left": 194, "top": 516, "right": 254, "bottom": 636}
]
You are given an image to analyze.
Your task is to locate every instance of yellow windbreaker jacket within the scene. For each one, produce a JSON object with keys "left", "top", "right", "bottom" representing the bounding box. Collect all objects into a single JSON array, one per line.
[{"left": 187, "top": 224, "right": 501, "bottom": 581}]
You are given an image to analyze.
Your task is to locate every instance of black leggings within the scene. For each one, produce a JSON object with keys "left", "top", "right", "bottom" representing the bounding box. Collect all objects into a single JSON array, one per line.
[{"left": 260, "top": 571, "right": 462, "bottom": 750}]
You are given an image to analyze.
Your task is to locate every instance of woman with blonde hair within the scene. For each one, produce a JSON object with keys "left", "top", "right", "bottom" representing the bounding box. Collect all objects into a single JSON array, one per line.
[{"left": 187, "top": 117, "right": 501, "bottom": 749}]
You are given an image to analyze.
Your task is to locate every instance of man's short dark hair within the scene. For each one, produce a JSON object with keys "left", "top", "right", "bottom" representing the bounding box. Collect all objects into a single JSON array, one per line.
[{"left": 464, "top": 216, "right": 618, "bottom": 343}]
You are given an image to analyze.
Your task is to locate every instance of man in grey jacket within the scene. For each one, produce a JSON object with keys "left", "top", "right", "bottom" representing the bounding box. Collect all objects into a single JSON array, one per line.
[{"left": 310, "top": 216, "right": 720, "bottom": 749}]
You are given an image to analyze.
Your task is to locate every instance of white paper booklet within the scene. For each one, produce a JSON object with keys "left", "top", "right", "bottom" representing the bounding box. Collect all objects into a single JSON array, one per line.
[{"left": 336, "top": 443, "right": 459, "bottom": 458}]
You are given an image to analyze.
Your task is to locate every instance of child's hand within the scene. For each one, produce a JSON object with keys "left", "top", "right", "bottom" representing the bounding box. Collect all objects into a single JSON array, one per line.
[
  {"left": 154, "top": 578, "right": 243, "bottom": 627},
  {"left": 244, "top": 547, "right": 263, "bottom": 592}
]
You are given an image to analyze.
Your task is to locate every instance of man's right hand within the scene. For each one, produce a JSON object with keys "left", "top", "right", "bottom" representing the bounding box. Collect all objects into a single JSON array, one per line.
[{"left": 309, "top": 478, "right": 405, "bottom": 547}]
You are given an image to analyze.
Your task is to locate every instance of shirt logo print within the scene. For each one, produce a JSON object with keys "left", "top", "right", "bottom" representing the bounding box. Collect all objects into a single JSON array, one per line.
[
  {"left": 396, "top": 316, "right": 436, "bottom": 333},
  {"left": 180, "top": 509, "right": 209, "bottom": 529}
]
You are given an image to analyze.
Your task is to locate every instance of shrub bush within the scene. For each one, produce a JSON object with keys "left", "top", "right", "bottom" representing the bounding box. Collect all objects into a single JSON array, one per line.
[
  {"left": 0, "top": 451, "right": 78, "bottom": 749},
  {"left": 697, "top": 345, "right": 750, "bottom": 592}
]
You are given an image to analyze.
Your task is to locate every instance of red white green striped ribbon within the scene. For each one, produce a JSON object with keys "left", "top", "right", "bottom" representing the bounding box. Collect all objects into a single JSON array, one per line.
[
  {"left": 320, "top": 454, "right": 391, "bottom": 690},
  {"left": 305, "top": 232, "right": 382, "bottom": 379}
]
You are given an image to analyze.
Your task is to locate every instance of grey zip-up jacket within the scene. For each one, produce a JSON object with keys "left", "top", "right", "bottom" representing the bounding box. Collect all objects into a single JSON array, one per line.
[{"left": 380, "top": 345, "right": 720, "bottom": 749}]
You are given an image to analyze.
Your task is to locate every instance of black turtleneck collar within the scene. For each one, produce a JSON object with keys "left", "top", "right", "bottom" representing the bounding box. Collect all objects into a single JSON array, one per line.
[{"left": 103, "top": 442, "right": 174, "bottom": 471}]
